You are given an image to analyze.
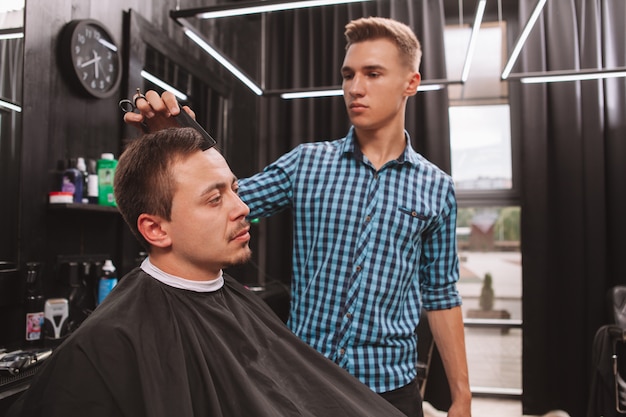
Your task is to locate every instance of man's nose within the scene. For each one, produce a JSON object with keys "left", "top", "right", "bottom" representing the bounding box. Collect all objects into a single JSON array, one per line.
[
  {"left": 232, "top": 194, "right": 250, "bottom": 219},
  {"left": 348, "top": 74, "right": 365, "bottom": 96}
]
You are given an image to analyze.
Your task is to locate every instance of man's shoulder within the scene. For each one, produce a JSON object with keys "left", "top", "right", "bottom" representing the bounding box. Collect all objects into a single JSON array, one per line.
[
  {"left": 403, "top": 147, "right": 453, "bottom": 179},
  {"left": 295, "top": 136, "right": 348, "bottom": 154}
]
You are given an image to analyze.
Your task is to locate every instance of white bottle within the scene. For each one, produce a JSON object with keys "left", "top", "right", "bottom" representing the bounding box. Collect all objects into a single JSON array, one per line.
[
  {"left": 87, "top": 159, "right": 99, "bottom": 204},
  {"left": 76, "top": 157, "right": 89, "bottom": 203}
]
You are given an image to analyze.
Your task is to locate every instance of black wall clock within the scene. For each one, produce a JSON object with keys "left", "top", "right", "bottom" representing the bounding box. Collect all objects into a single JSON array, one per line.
[{"left": 59, "top": 19, "right": 122, "bottom": 99}]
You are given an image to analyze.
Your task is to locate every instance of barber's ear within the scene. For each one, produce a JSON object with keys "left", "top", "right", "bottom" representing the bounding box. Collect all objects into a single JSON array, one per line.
[
  {"left": 405, "top": 72, "right": 421, "bottom": 97},
  {"left": 137, "top": 214, "right": 172, "bottom": 248}
]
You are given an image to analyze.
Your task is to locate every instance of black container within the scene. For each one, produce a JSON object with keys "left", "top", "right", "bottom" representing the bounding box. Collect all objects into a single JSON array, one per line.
[
  {"left": 24, "top": 262, "right": 45, "bottom": 347},
  {"left": 0, "top": 262, "right": 20, "bottom": 308},
  {"left": 0, "top": 262, "right": 22, "bottom": 346}
]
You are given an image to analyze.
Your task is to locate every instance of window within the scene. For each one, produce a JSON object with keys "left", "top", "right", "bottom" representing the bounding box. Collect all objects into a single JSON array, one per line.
[
  {"left": 445, "top": 20, "right": 522, "bottom": 396},
  {"left": 450, "top": 104, "right": 512, "bottom": 191}
]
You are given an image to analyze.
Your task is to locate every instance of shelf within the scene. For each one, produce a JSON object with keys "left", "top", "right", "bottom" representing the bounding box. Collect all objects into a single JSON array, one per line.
[{"left": 47, "top": 203, "right": 119, "bottom": 214}]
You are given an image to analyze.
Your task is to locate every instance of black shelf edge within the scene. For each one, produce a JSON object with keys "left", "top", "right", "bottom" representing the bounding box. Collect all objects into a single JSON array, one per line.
[{"left": 47, "top": 203, "right": 119, "bottom": 214}]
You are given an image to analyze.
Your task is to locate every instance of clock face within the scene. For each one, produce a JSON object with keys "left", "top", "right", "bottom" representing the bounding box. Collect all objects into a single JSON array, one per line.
[{"left": 61, "top": 20, "right": 122, "bottom": 98}]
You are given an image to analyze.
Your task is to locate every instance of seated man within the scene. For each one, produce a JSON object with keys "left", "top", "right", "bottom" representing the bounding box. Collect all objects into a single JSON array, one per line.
[{"left": 7, "top": 128, "right": 405, "bottom": 417}]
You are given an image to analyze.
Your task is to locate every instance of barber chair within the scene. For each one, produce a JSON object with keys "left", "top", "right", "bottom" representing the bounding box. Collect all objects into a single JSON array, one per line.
[{"left": 588, "top": 286, "right": 626, "bottom": 416}]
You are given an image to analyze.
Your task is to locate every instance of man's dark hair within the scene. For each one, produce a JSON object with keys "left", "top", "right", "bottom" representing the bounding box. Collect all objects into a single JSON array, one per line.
[{"left": 114, "top": 127, "right": 208, "bottom": 250}]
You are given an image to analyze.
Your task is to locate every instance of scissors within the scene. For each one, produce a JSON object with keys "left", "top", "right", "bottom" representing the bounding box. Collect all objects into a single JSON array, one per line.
[{"left": 119, "top": 88, "right": 217, "bottom": 151}]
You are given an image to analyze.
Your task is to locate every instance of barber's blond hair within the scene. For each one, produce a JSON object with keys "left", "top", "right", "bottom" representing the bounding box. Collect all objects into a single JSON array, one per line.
[{"left": 344, "top": 17, "right": 421, "bottom": 71}]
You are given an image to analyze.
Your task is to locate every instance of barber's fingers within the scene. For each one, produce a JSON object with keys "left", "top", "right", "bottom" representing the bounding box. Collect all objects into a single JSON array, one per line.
[
  {"left": 181, "top": 105, "right": 197, "bottom": 121},
  {"left": 149, "top": 90, "right": 196, "bottom": 120},
  {"left": 123, "top": 111, "right": 146, "bottom": 131},
  {"left": 159, "top": 91, "right": 181, "bottom": 116}
]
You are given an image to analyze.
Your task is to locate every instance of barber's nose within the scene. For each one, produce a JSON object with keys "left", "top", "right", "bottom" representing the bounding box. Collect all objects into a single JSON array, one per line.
[{"left": 348, "top": 74, "right": 365, "bottom": 96}]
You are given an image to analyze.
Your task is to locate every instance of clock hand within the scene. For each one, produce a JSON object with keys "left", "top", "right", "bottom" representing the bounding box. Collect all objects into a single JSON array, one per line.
[
  {"left": 80, "top": 56, "right": 100, "bottom": 68},
  {"left": 79, "top": 51, "right": 101, "bottom": 79},
  {"left": 93, "top": 50, "right": 100, "bottom": 79}
]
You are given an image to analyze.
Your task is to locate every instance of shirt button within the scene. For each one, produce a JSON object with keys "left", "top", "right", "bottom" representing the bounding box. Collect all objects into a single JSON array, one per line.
[
  {"left": 365, "top": 215, "right": 371, "bottom": 222},
  {"left": 339, "top": 348, "right": 346, "bottom": 355},
  {"left": 355, "top": 265, "right": 362, "bottom": 272},
  {"left": 346, "top": 312, "right": 353, "bottom": 319},
  {"left": 412, "top": 211, "right": 418, "bottom": 217}
]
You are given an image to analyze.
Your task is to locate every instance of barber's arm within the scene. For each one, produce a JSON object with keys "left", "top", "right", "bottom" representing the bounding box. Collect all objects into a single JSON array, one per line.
[
  {"left": 427, "top": 307, "right": 472, "bottom": 417},
  {"left": 123, "top": 90, "right": 196, "bottom": 133},
  {"left": 420, "top": 185, "right": 471, "bottom": 416}
]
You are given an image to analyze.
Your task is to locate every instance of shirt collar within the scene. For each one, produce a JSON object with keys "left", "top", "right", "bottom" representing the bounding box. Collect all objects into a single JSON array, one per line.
[
  {"left": 141, "top": 257, "right": 224, "bottom": 293},
  {"left": 342, "top": 126, "right": 419, "bottom": 166}
]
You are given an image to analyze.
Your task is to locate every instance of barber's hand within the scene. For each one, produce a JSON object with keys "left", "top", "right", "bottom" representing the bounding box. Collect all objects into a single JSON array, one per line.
[
  {"left": 447, "top": 399, "right": 472, "bottom": 417},
  {"left": 123, "top": 90, "right": 197, "bottom": 133}
]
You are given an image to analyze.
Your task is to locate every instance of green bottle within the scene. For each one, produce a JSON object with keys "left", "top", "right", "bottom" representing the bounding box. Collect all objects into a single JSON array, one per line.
[{"left": 97, "top": 153, "right": 117, "bottom": 206}]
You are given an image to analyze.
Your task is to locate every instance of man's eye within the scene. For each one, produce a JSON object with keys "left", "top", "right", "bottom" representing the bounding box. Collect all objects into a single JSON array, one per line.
[
  {"left": 208, "top": 195, "right": 222, "bottom": 204},
  {"left": 342, "top": 73, "right": 354, "bottom": 80},
  {"left": 368, "top": 72, "right": 380, "bottom": 78}
]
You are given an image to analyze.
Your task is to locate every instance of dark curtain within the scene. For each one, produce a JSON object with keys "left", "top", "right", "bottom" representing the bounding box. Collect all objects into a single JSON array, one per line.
[
  {"left": 514, "top": 1, "right": 626, "bottom": 415},
  {"left": 257, "top": 0, "right": 450, "bottom": 292}
]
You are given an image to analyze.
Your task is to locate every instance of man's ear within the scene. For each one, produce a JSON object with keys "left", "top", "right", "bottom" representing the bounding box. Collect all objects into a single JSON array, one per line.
[
  {"left": 137, "top": 213, "right": 172, "bottom": 248},
  {"left": 405, "top": 71, "right": 421, "bottom": 97}
]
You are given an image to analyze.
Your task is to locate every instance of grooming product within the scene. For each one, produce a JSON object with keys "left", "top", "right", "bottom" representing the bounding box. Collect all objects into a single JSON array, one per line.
[
  {"left": 97, "top": 153, "right": 117, "bottom": 206},
  {"left": 61, "top": 158, "right": 83, "bottom": 203},
  {"left": 44, "top": 298, "right": 69, "bottom": 340},
  {"left": 97, "top": 259, "right": 117, "bottom": 305},
  {"left": 76, "top": 157, "right": 89, "bottom": 203},
  {"left": 87, "top": 158, "right": 99, "bottom": 204},
  {"left": 24, "top": 262, "right": 45, "bottom": 347}
]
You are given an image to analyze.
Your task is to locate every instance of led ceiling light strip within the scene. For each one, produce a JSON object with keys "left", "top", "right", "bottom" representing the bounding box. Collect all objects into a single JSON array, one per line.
[
  {"left": 182, "top": 26, "right": 263, "bottom": 96},
  {"left": 502, "top": 0, "right": 626, "bottom": 83},
  {"left": 279, "top": 83, "right": 446, "bottom": 99},
  {"left": 517, "top": 67, "right": 626, "bottom": 83},
  {"left": 501, "top": 0, "right": 547, "bottom": 80},
  {"left": 0, "top": 32, "right": 23, "bottom": 40},
  {"left": 460, "top": 0, "right": 486, "bottom": 83},
  {"left": 141, "top": 70, "right": 188, "bottom": 100},
  {"left": 171, "top": 0, "right": 451, "bottom": 98},
  {"left": 0, "top": 99, "right": 21, "bottom": 112},
  {"left": 191, "top": 0, "right": 372, "bottom": 20}
]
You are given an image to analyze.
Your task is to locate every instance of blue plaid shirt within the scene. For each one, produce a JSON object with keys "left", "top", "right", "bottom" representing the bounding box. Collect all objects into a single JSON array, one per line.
[{"left": 239, "top": 127, "right": 461, "bottom": 392}]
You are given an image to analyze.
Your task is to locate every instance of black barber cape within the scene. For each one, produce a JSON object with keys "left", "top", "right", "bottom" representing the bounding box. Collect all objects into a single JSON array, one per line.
[{"left": 8, "top": 269, "right": 404, "bottom": 417}]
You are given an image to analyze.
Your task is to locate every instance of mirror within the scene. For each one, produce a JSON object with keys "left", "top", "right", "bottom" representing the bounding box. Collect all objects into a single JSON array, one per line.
[{"left": 0, "top": 1, "right": 24, "bottom": 262}]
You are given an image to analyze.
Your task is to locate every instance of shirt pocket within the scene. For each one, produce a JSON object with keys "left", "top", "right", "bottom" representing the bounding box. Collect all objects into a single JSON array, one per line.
[
  {"left": 394, "top": 206, "right": 432, "bottom": 247},
  {"left": 398, "top": 206, "right": 429, "bottom": 221}
]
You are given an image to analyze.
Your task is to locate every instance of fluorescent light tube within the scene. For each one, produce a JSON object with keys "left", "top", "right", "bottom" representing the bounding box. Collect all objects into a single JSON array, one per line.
[
  {"left": 461, "top": 0, "right": 486, "bottom": 82},
  {"left": 0, "top": 99, "right": 21, "bottom": 112},
  {"left": 418, "top": 84, "right": 446, "bottom": 91},
  {"left": 183, "top": 28, "right": 263, "bottom": 96},
  {"left": 520, "top": 71, "right": 626, "bottom": 83},
  {"left": 197, "top": 0, "right": 371, "bottom": 19},
  {"left": 0, "top": 32, "right": 23, "bottom": 40},
  {"left": 281, "top": 89, "right": 344, "bottom": 99},
  {"left": 501, "top": 0, "right": 547, "bottom": 80},
  {"left": 140, "top": 70, "right": 188, "bottom": 101},
  {"left": 279, "top": 83, "right": 445, "bottom": 99}
]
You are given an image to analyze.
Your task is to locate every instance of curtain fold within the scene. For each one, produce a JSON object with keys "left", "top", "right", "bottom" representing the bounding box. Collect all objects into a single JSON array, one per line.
[{"left": 516, "top": 1, "right": 626, "bottom": 415}]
